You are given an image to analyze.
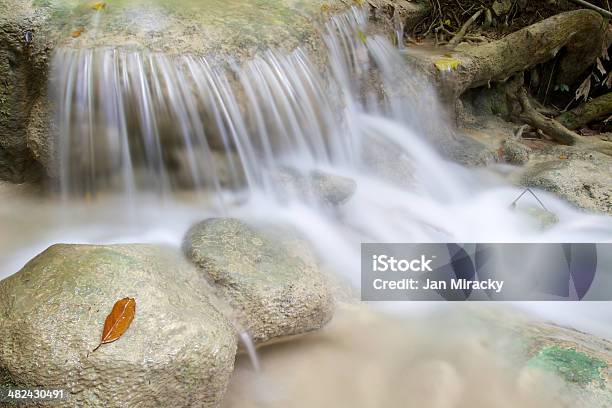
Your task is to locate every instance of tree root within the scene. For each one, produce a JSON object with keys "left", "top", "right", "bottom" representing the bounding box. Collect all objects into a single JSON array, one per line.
[
  {"left": 509, "top": 87, "right": 612, "bottom": 156},
  {"left": 556, "top": 92, "right": 612, "bottom": 130},
  {"left": 448, "top": 9, "right": 482, "bottom": 47},
  {"left": 440, "top": 10, "right": 607, "bottom": 100}
]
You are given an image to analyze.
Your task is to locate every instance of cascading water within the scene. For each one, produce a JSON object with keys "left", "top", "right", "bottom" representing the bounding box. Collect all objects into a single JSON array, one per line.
[
  {"left": 51, "top": 7, "right": 452, "bottom": 199},
  {"left": 4, "top": 5, "right": 612, "bottom": 356}
]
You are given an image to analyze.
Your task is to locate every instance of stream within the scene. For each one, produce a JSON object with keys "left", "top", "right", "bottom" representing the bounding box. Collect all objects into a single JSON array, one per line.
[{"left": 1, "top": 3, "right": 612, "bottom": 407}]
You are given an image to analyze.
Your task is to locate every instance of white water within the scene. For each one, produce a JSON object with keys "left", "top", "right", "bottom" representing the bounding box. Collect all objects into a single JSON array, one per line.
[{"left": 3, "top": 6, "right": 612, "bottom": 344}]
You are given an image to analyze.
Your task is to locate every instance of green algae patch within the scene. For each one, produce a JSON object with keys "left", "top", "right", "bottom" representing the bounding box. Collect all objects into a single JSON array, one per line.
[{"left": 528, "top": 346, "right": 607, "bottom": 387}]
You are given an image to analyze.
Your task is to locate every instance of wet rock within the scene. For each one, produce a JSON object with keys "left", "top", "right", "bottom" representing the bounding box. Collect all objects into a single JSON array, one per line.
[
  {"left": 515, "top": 205, "right": 559, "bottom": 229},
  {"left": 502, "top": 138, "right": 531, "bottom": 165},
  {"left": 519, "top": 148, "right": 612, "bottom": 215},
  {"left": 362, "top": 135, "right": 414, "bottom": 187},
  {"left": 0, "top": 244, "right": 237, "bottom": 408},
  {"left": 440, "top": 134, "right": 498, "bottom": 167},
  {"left": 473, "top": 308, "right": 612, "bottom": 407},
  {"left": 170, "top": 148, "right": 246, "bottom": 190},
  {"left": 310, "top": 170, "right": 357, "bottom": 205},
  {"left": 183, "top": 218, "right": 335, "bottom": 345},
  {"left": 528, "top": 346, "right": 607, "bottom": 387},
  {"left": 0, "top": 1, "right": 54, "bottom": 182},
  {"left": 273, "top": 168, "right": 357, "bottom": 205}
]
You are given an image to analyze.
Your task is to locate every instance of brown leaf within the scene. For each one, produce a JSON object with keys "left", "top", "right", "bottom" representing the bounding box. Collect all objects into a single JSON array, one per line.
[
  {"left": 71, "top": 27, "right": 85, "bottom": 38},
  {"left": 92, "top": 297, "right": 136, "bottom": 352},
  {"left": 575, "top": 76, "right": 591, "bottom": 102}
]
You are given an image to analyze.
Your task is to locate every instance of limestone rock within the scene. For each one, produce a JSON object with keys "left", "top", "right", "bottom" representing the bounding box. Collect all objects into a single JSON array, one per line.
[
  {"left": 519, "top": 148, "right": 612, "bottom": 215},
  {"left": 183, "top": 218, "right": 334, "bottom": 345},
  {"left": 0, "top": 244, "right": 237, "bottom": 408},
  {"left": 0, "top": 0, "right": 54, "bottom": 182},
  {"left": 273, "top": 168, "right": 357, "bottom": 205},
  {"left": 502, "top": 138, "right": 531, "bottom": 165}
]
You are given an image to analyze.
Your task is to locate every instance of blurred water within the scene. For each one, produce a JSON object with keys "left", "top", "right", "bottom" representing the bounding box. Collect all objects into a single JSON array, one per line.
[{"left": 3, "top": 6, "right": 612, "bottom": 341}]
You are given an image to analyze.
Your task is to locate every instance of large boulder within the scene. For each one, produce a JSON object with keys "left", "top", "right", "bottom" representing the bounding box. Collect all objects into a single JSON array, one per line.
[
  {"left": 518, "top": 147, "right": 612, "bottom": 215},
  {"left": 183, "top": 218, "right": 335, "bottom": 345},
  {"left": 0, "top": 244, "right": 237, "bottom": 408}
]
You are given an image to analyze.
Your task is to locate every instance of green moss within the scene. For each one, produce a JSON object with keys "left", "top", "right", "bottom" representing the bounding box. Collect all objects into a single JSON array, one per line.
[{"left": 528, "top": 346, "right": 607, "bottom": 387}]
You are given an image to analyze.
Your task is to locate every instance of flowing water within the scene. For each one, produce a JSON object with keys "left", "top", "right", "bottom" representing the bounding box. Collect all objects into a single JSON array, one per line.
[{"left": 2, "top": 5, "right": 612, "bottom": 406}]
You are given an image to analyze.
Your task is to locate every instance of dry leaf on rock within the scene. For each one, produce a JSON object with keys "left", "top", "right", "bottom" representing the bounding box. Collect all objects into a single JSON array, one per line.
[{"left": 92, "top": 297, "right": 136, "bottom": 352}]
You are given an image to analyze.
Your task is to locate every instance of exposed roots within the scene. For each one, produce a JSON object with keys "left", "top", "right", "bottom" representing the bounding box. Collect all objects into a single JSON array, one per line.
[
  {"left": 556, "top": 92, "right": 612, "bottom": 130},
  {"left": 509, "top": 86, "right": 612, "bottom": 156},
  {"left": 439, "top": 10, "right": 607, "bottom": 100}
]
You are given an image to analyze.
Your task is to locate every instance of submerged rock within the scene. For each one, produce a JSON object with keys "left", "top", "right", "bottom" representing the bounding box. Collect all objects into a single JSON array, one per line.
[
  {"left": 183, "top": 218, "right": 335, "bottom": 345},
  {"left": 0, "top": 244, "right": 237, "bottom": 408},
  {"left": 310, "top": 170, "right": 357, "bottom": 205},
  {"left": 515, "top": 205, "right": 559, "bottom": 229},
  {"left": 170, "top": 148, "right": 246, "bottom": 190},
  {"left": 273, "top": 168, "right": 357, "bottom": 205},
  {"left": 519, "top": 148, "right": 612, "bottom": 215}
]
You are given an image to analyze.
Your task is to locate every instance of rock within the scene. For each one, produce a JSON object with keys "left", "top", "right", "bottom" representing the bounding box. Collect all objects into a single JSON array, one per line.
[
  {"left": 1, "top": 0, "right": 355, "bottom": 184},
  {"left": 0, "top": 0, "right": 54, "bottom": 183},
  {"left": 518, "top": 147, "right": 612, "bottom": 215},
  {"left": 471, "top": 308, "right": 612, "bottom": 407},
  {"left": 440, "top": 134, "right": 498, "bottom": 167},
  {"left": 310, "top": 170, "right": 357, "bottom": 205},
  {"left": 515, "top": 205, "right": 559, "bottom": 229},
  {"left": 273, "top": 168, "right": 356, "bottom": 205},
  {"left": 170, "top": 148, "right": 246, "bottom": 190},
  {"left": 0, "top": 244, "right": 237, "bottom": 408},
  {"left": 362, "top": 135, "right": 414, "bottom": 187},
  {"left": 502, "top": 138, "right": 531, "bottom": 165},
  {"left": 528, "top": 346, "right": 607, "bottom": 387},
  {"left": 183, "top": 218, "right": 334, "bottom": 345}
]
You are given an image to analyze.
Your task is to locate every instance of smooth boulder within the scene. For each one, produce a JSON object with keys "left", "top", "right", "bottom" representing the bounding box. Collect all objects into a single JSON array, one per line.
[
  {"left": 273, "top": 168, "right": 357, "bottom": 205},
  {"left": 183, "top": 218, "right": 335, "bottom": 345},
  {"left": 0, "top": 244, "right": 237, "bottom": 408}
]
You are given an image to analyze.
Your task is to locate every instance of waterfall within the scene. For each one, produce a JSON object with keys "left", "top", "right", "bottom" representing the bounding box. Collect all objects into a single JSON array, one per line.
[
  {"left": 51, "top": 7, "right": 448, "bottom": 200},
  {"left": 40, "top": 5, "right": 612, "bottom": 330}
]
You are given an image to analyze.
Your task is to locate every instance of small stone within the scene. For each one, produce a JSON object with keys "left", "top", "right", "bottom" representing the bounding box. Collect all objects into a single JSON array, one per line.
[{"left": 502, "top": 138, "right": 531, "bottom": 165}]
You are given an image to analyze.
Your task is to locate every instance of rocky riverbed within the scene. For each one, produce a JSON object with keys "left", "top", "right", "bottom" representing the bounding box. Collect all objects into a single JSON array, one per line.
[{"left": 1, "top": 1, "right": 611, "bottom": 407}]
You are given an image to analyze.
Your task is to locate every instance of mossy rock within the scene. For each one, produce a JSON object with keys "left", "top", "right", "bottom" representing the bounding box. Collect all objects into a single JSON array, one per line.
[{"left": 528, "top": 346, "right": 607, "bottom": 387}]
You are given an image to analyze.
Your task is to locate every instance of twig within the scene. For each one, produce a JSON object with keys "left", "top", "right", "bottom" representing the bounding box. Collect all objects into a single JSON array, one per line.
[
  {"left": 567, "top": 0, "right": 612, "bottom": 19},
  {"left": 510, "top": 188, "right": 549, "bottom": 212},
  {"left": 448, "top": 9, "right": 483, "bottom": 47}
]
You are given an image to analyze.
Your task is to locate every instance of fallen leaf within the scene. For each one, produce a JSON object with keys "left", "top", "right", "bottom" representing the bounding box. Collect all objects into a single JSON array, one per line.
[
  {"left": 559, "top": 154, "right": 568, "bottom": 160},
  {"left": 91, "top": 1, "right": 106, "bottom": 11},
  {"left": 92, "top": 297, "right": 136, "bottom": 352},
  {"left": 575, "top": 76, "right": 591, "bottom": 102},
  {"left": 320, "top": 3, "right": 330, "bottom": 13},
  {"left": 434, "top": 57, "right": 461, "bottom": 71},
  {"left": 71, "top": 27, "right": 85, "bottom": 38}
]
